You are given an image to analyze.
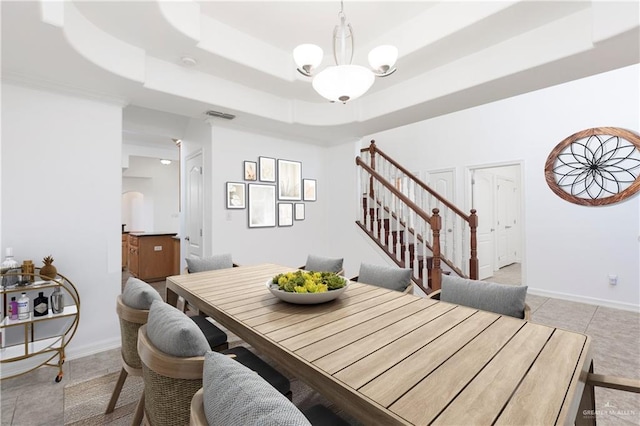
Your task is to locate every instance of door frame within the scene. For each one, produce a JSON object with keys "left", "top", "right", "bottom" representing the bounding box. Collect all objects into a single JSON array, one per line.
[{"left": 465, "top": 161, "right": 525, "bottom": 283}]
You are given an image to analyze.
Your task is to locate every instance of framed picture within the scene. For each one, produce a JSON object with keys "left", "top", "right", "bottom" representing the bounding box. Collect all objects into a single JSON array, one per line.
[
  {"left": 277, "top": 159, "right": 302, "bottom": 200},
  {"left": 248, "top": 184, "right": 276, "bottom": 228},
  {"left": 303, "top": 178, "right": 317, "bottom": 201},
  {"left": 244, "top": 161, "right": 257, "bottom": 181},
  {"left": 225, "top": 182, "right": 246, "bottom": 209},
  {"left": 259, "top": 156, "right": 276, "bottom": 182},
  {"left": 278, "top": 203, "right": 293, "bottom": 227},
  {"left": 294, "top": 203, "right": 305, "bottom": 220}
]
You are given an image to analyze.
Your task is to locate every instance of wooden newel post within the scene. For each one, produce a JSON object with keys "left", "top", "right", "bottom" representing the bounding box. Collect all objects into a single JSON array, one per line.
[
  {"left": 469, "top": 209, "right": 479, "bottom": 280},
  {"left": 368, "top": 140, "right": 376, "bottom": 199},
  {"left": 431, "top": 208, "right": 443, "bottom": 291}
]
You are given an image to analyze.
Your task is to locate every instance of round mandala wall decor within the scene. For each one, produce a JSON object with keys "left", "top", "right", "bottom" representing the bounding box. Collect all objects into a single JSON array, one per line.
[{"left": 544, "top": 127, "right": 640, "bottom": 206}]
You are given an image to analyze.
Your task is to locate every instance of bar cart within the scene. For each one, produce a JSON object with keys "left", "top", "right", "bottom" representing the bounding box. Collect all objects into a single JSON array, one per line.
[{"left": 0, "top": 269, "right": 80, "bottom": 382}]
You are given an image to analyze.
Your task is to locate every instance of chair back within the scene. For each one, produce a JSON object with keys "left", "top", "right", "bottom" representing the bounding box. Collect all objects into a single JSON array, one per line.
[
  {"left": 116, "top": 295, "right": 150, "bottom": 372},
  {"left": 137, "top": 324, "right": 204, "bottom": 426},
  {"left": 429, "top": 289, "right": 531, "bottom": 321},
  {"left": 302, "top": 254, "right": 344, "bottom": 275},
  {"left": 354, "top": 262, "right": 413, "bottom": 293}
]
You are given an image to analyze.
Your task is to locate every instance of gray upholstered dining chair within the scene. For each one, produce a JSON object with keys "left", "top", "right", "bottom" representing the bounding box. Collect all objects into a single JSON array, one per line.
[
  {"left": 185, "top": 253, "right": 238, "bottom": 274},
  {"left": 299, "top": 254, "right": 344, "bottom": 275},
  {"left": 105, "top": 277, "right": 161, "bottom": 424},
  {"left": 139, "top": 300, "right": 291, "bottom": 425},
  {"left": 180, "top": 253, "right": 239, "bottom": 315},
  {"left": 138, "top": 309, "right": 207, "bottom": 426},
  {"left": 351, "top": 262, "right": 413, "bottom": 294},
  {"left": 107, "top": 277, "right": 229, "bottom": 423},
  {"left": 190, "top": 351, "right": 349, "bottom": 426},
  {"left": 429, "top": 274, "right": 531, "bottom": 320}
]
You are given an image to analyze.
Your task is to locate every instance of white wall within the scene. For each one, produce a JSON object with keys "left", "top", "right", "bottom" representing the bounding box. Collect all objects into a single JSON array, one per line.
[
  {"left": 122, "top": 156, "right": 180, "bottom": 233},
  {"left": 180, "top": 117, "right": 215, "bottom": 269},
  {"left": 207, "top": 125, "right": 332, "bottom": 268},
  {"left": 350, "top": 65, "right": 639, "bottom": 310},
  {"left": 1, "top": 83, "right": 122, "bottom": 357}
]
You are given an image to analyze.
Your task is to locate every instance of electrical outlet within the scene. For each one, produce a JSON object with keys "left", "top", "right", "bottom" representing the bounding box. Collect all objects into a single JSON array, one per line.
[{"left": 608, "top": 274, "right": 618, "bottom": 286}]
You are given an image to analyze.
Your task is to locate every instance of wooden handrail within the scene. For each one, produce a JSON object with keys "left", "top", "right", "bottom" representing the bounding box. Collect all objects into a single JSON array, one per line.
[
  {"left": 356, "top": 156, "right": 445, "bottom": 290},
  {"left": 370, "top": 200, "right": 466, "bottom": 278},
  {"left": 356, "top": 140, "right": 481, "bottom": 287},
  {"left": 362, "top": 140, "right": 471, "bottom": 221},
  {"left": 356, "top": 157, "right": 431, "bottom": 223}
]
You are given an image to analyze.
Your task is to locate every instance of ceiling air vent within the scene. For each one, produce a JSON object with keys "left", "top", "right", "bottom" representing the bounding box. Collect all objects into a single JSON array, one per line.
[{"left": 205, "top": 110, "right": 236, "bottom": 120}]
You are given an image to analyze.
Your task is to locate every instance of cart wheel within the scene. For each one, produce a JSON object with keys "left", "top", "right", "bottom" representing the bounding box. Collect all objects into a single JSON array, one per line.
[{"left": 55, "top": 373, "right": 63, "bottom": 383}]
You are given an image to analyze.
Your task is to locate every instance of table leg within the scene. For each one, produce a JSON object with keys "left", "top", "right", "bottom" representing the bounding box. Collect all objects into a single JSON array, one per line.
[
  {"left": 165, "top": 287, "right": 179, "bottom": 308},
  {"left": 576, "top": 360, "right": 596, "bottom": 426}
]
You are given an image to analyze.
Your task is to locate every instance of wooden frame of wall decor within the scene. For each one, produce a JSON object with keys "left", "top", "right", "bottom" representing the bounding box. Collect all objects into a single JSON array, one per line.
[{"left": 544, "top": 127, "right": 640, "bottom": 206}]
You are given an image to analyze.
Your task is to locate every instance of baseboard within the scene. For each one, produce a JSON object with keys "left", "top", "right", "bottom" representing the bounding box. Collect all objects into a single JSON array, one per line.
[
  {"left": 65, "top": 337, "right": 121, "bottom": 361},
  {"left": 528, "top": 287, "right": 640, "bottom": 312}
]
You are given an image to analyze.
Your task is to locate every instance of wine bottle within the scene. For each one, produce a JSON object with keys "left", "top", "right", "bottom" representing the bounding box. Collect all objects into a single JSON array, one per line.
[{"left": 33, "top": 291, "right": 48, "bottom": 317}]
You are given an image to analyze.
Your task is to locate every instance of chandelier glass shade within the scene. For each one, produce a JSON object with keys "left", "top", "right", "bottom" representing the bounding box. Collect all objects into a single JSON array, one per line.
[
  {"left": 312, "top": 65, "right": 375, "bottom": 103},
  {"left": 293, "top": 2, "right": 397, "bottom": 103}
]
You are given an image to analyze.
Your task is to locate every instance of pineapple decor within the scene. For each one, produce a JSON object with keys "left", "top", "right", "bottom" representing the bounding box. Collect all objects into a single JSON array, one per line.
[{"left": 39, "top": 255, "right": 58, "bottom": 280}]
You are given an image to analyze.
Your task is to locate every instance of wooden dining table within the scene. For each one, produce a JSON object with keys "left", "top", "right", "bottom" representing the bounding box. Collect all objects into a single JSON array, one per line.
[{"left": 166, "top": 263, "right": 594, "bottom": 425}]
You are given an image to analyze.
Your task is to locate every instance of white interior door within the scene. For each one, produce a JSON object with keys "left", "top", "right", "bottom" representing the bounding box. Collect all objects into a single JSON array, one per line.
[
  {"left": 428, "top": 169, "right": 455, "bottom": 262},
  {"left": 496, "top": 177, "right": 518, "bottom": 268},
  {"left": 186, "top": 152, "right": 203, "bottom": 259},
  {"left": 472, "top": 170, "right": 495, "bottom": 280}
]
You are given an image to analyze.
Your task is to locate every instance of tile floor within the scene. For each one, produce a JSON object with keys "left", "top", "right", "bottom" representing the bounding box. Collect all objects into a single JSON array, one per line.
[{"left": 2, "top": 265, "right": 639, "bottom": 425}]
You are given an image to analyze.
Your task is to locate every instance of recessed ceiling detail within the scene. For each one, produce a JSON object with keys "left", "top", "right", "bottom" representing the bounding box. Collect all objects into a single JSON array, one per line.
[{"left": 2, "top": 1, "right": 638, "bottom": 145}]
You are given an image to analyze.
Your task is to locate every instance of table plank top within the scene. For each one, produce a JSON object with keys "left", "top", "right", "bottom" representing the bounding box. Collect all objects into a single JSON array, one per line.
[{"left": 166, "top": 263, "right": 591, "bottom": 426}]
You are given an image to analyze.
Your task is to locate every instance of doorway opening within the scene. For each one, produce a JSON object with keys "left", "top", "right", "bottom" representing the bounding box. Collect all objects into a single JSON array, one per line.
[
  {"left": 121, "top": 191, "right": 145, "bottom": 232},
  {"left": 468, "top": 162, "right": 523, "bottom": 284}
]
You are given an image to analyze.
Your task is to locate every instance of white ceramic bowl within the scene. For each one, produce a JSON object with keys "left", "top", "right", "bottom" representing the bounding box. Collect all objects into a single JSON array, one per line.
[{"left": 266, "top": 278, "right": 349, "bottom": 304}]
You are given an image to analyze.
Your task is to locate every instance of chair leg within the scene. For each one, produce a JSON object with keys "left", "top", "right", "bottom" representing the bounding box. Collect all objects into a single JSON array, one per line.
[
  {"left": 131, "top": 390, "right": 145, "bottom": 426},
  {"left": 212, "top": 341, "right": 229, "bottom": 352},
  {"left": 105, "top": 368, "right": 128, "bottom": 414}
]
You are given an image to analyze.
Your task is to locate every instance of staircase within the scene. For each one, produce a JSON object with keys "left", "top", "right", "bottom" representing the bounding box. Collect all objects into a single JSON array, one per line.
[{"left": 355, "top": 141, "right": 479, "bottom": 294}]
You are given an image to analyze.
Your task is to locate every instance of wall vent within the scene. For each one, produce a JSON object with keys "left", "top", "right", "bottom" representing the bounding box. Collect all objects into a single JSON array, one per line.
[{"left": 205, "top": 110, "right": 236, "bottom": 120}]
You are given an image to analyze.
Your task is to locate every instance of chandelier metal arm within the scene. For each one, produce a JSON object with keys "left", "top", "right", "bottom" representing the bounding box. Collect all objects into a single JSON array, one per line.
[{"left": 297, "top": 66, "right": 313, "bottom": 77}]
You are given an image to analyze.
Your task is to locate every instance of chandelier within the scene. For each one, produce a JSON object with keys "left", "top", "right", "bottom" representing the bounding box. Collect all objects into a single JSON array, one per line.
[{"left": 293, "top": 1, "right": 398, "bottom": 103}]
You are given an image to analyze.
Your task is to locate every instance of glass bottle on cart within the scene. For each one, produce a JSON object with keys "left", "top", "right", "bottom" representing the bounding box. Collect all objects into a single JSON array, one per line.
[
  {"left": 33, "top": 292, "right": 48, "bottom": 317},
  {"left": 17, "top": 292, "right": 30, "bottom": 320},
  {"left": 50, "top": 287, "right": 64, "bottom": 314}
]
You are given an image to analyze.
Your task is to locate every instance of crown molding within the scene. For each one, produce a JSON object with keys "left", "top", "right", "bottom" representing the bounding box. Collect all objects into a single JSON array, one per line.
[{"left": 1, "top": 70, "right": 129, "bottom": 107}]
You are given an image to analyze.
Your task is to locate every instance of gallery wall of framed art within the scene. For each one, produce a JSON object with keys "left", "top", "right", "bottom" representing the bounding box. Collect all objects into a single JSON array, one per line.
[{"left": 225, "top": 154, "right": 317, "bottom": 228}]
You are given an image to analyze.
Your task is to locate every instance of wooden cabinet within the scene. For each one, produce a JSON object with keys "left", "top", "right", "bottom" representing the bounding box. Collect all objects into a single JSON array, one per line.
[
  {"left": 121, "top": 233, "right": 128, "bottom": 270},
  {"left": 128, "top": 233, "right": 177, "bottom": 282},
  {"left": 172, "top": 236, "right": 181, "bottom": 276}
]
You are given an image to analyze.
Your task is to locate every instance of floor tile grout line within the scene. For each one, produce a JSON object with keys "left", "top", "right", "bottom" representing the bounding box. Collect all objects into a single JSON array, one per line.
[{"left": 584, "top": 305, "right": 601, "bottom": 333}]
